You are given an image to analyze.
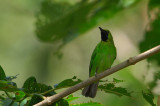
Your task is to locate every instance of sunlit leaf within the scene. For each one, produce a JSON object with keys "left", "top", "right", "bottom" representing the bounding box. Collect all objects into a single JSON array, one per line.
[
  {"left": 15, "top": 91, "right": 26, "bottom": 101},
  {"left": 120, "top": 0, "right": 138, "bottom": 8},
  {"left": 142, "top": 90, "right": 156, "bottom": 106},
  {"left": 99, "top": 78, "right": 123, "bottom": 83},
  {"left": 71, "top": 101, "right": 104, "bottom": 106},
  {"left": 113, "top": 78, "right": 124, "bottom": 83},
  {"left": 20, "top": 98, "right": 28, "bottom": 106},
  {"left": 98, "top": 83, "right": 131, "bottom": 97}
]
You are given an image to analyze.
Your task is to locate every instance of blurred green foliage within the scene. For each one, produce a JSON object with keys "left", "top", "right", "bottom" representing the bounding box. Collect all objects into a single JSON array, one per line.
[
  {"left": 36, "top": 0, "right": 138, "bottom": 48},
  {"left": 139, "top": 14, "right": 160, "bottom": 65},
  {"left": 149, "top": 71, "right": 160, "bottom": 89},
  {"left": 139, "top": 0, "right": 160, "bottom": 105},
  {"left": 148, "top": 0, "right": 160, "bottom": 10}
]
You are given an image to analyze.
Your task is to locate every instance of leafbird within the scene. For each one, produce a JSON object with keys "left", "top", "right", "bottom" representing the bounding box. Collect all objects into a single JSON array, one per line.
[{"left": 82, "top": 27, "right": 117, "bottom": 98}]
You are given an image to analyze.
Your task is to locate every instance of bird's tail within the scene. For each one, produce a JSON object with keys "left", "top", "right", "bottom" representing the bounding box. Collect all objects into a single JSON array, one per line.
[{"left": 82, "top": 82, "right": 99, "bottom": 98}]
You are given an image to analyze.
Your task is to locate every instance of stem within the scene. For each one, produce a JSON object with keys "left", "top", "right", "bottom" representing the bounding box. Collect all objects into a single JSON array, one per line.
[
  {"left": 5, "top": 91, "right": 12, "bottom": 99},
  {"left": 157, "top": 96, "right": 160, "bottom": 106},
  {"left": 40, "top": 87, "right": 69, "bottom": 96},
  {"left": 34, "top": 94, "right": 47, "bottom": 100},
  {"left": 34, "top": 45, "right": 160, "bottom": 106}
]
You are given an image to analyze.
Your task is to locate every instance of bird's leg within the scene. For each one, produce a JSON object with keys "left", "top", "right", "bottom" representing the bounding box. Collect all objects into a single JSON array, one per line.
[{"left": 95, "top": 68, "right": 98, "bottom": 77}]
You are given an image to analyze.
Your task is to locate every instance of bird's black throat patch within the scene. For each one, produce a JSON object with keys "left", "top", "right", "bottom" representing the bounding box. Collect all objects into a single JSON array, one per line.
[{"left": 99, "top": 27, "right": 109, "bottom": 42}]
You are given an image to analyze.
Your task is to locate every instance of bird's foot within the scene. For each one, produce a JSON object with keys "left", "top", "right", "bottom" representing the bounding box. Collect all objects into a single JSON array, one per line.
[
  {"left": 95, "top": 68, "right": 98, "bottom": 77},
  {"left": 95, "top": 73, "right": 97, "bottom": 77}
]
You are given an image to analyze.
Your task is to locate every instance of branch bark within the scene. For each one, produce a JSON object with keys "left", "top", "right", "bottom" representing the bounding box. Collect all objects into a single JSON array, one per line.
[
  {"left": 34, "top": 45, "right": 160, "bottom": 106},
  {"left": 157, "top": 95, "right": 160, "bottom": 106}
]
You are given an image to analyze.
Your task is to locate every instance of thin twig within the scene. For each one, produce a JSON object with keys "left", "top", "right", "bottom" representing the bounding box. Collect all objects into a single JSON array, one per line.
[
  {"left": 157, "top": 95, "right": 160, "bottom": 106},
  {"left": 34, "top": 45, "right": 160, "bottom": 106},
  {"left": 40, "top": 87, "right": 66, "bottom": 96},
  {"left": 5, "top": 91, "right": 12, "bottom": 99}
]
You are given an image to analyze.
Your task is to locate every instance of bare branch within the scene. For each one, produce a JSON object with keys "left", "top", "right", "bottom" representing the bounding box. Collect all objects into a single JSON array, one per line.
[{"left": 34, "top": 45, "right": 160, "bottom": 106}]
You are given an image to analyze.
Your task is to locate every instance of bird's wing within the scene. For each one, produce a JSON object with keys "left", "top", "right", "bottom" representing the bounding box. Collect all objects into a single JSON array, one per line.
[{"left": 89, "top": 46, "right": 98, "bottom": 76}]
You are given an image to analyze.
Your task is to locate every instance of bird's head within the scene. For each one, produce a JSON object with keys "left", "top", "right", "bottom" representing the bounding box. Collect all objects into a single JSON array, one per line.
[{"left": 99, "top": 27, "right": 113, "bottom": 42}]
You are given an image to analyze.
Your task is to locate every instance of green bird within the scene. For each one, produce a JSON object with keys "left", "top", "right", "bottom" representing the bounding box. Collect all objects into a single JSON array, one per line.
[{"left": 82, "top": 27, "right": 117, "bottom": 98}]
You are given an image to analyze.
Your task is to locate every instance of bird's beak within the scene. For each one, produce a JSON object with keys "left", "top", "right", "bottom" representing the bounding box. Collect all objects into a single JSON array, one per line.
[{"left": 99, "top": 27, "right": 103, "bottom": 32}]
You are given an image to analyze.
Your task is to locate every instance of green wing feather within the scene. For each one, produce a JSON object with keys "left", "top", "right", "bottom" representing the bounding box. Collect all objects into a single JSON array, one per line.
[{"left": 89, "top": 47, "right": 98, "bottom": 76}]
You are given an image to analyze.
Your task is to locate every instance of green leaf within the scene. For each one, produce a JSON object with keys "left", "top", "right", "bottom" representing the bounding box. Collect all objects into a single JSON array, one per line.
[
  {"left": 22, "top": 76, "right": 56, "bottom": 95},
  {"left": 139, "top": 14, "right": 160, "bottom": 65},
  {"left": 65, "top": 94, "right": 79, "bottom": 102},
  {"left": 0, "top": 95, "right": 5, "bottom": 100},
  {"left": 20, "top": 98, "right": 28, "bottom": 106},
  {"left": 142, "top": 90, "right": 156, "bottom": 106},
  {"left": 1, "top": 98, "right": 18, "bottom": 106},
  {"left": 98, "top": 83, "right": 131, "bottom": 97},
  {"left": 65, "top": 95, "right": 103, "bottom": 106},
  {"left": 71, "top": 101, "right": 104, "bottom": 106},
  {"left": 54, "top": 76, "right": 82, "bottom": 89},
  {"left": 56, "top": 99, "right": 69, "bottom": 106},
  {"left": 22, "top": 76, "right": 37, "bottom": 89},
  {"left": 27, "top": 94, "right": 43, "bottom": 106},
  {"left": 99, "top": 80, "right": 107, "bottom": 82},
  {"left": 113, "top": 78, "right": 124, "bottom": 83},
  {"left": 0, "top": 80, "right": 19, "bottom": 92},
  {"left": 15, "top": 91, "right": 26, "bottom": 101},
  {"left": 0, "top": 66, "right": 6, "bottom": 80}
]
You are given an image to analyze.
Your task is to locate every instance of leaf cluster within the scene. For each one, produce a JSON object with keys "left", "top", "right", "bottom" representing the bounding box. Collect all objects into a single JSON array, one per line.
[{"left": 0, "top": 66, "right": 132, "bottom": 105}]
